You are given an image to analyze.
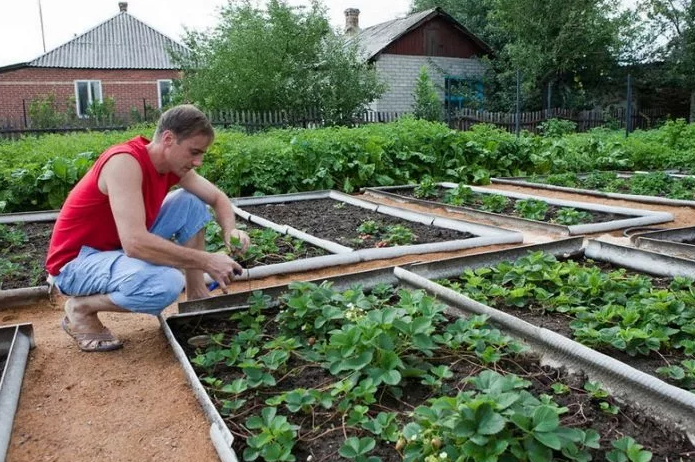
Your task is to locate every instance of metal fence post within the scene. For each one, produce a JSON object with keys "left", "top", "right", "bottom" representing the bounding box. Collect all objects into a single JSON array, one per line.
[
  {"left": 22, "top": 99, "right": 28, "bottom": 128},
  {"left": 626, "top": 73, "right": 633, "bottom": 138},
  {"left": 515, "top": 70, "right": 521, "bottom": 138}
]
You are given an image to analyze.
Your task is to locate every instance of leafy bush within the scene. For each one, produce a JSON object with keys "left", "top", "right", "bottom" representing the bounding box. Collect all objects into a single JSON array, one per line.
[
  {"left": 538, "top": 118, "right": 577, "bottom": 137},
  {"left": 3, "top": 118, "right": 695, "bottom": 212}
]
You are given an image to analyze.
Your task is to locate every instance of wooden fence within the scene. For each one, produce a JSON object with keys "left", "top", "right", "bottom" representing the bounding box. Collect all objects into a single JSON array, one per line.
[{"left": 0, "top": 106, "right": 678, "bottom": 139}]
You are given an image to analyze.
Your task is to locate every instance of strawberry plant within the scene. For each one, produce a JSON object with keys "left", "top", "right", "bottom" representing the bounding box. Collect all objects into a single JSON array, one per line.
[
  {"left": 479, "top": 193, "right": 510, "bottom": 213},
  {"left": 514, "top": 199, "right": 549, "bottom": 221},
  {"left": 413, "top": 176, "right": 438, "bottom": 199},
  {"left": 442, "top": 184, "right": 475, "bottom": 206},
  {"left": 554, "top": 207, "right": 592, "bottom": 225},
  {"left": 439, "top": 251, "right": 695, "bottom": 362},
  {"left": 355, "top": 220, "right": 416, "bottom": 247},
  {"left": 400, "top": 370, "right": 602, "bottom": 462},
  {"left": 204, "top": 221, "right": 325, "bottom": 266}
]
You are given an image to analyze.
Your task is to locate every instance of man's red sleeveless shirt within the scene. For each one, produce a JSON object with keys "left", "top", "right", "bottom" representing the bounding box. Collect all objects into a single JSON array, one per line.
[{"left": 45, "top": 136, "right": 180, "bottom": 276}]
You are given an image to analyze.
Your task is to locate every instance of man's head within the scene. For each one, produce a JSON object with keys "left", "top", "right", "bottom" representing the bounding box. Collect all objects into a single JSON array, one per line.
[
  {"left": 153, "top": 104, "right": 214, "bottom": 143},
  {"left": 154, "top": 105, "right": 215, "bottom": 177}
]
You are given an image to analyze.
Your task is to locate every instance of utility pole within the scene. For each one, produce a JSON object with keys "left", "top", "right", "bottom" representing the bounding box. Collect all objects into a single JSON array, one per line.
[{"left": 38, "top": 0, "right": 47, "bottom": 52}]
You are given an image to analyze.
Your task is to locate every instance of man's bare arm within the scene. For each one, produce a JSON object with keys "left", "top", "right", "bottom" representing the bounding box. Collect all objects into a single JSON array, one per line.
[
  {"left": 178, "top": 170, "right": 250, "bottom": 252},
  {"left": 101, "top": 155, "right": 241, "bottom": 289}
]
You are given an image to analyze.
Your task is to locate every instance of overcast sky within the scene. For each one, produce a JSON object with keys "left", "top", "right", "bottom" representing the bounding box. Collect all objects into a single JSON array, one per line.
[
  {"left": 0, "top": 0, "right": 641, "bottom": 68},
  {"left": 0, "top": 0, "right": 414, "bottom": 67}
]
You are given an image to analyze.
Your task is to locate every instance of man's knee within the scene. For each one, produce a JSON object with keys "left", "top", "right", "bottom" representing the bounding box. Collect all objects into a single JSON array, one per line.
[
  {"left": 167, "top": 189, "right": 207, "bottom": 216},
  {"left": 111, "top": 267, "right": 185, "bottom": 314}
]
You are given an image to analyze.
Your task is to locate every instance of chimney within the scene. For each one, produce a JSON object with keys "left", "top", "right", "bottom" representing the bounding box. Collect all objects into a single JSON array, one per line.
[
  {"left": 344, "top": 8, "right": 360, "bottom": 35},
  {"left": 118, "top": 2, "right": 128, "bottom": 12}
]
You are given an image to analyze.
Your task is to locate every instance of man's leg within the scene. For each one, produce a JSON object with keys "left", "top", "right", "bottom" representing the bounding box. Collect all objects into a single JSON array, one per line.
[
  {"left": 55, "top": 247, "right": 185, "bottom": 351},
  {"left": 181, "top": 229, "right": 209, "bottom": 301},
  {"left": 63, "top": 295, "right": 128, "bottom": 351},
  {"left": 149, "top": 189, "right": 212, "bottom": 301}
]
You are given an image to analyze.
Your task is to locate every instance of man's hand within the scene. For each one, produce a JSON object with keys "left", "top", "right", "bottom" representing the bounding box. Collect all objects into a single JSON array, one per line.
[
  {"left": 204, "top": 252, "right": 244, "bottom": 293},
  {"left": 225, "top": 228, "right": 251, "bottom": 255}
]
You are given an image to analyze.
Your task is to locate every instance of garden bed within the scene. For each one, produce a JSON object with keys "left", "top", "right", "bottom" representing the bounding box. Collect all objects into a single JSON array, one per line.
[
  {"left": 492, "top": 171, "right": 695, "bottom": 207},
  {"left": 242, "top": 198, "right": 473, "bottom": 249},
  {"left": 0, "top": 222, "right": 52, "bottom": 290},
  {"left": 362, "top": 183, "right": 673, "bottom": 235},
  {"left": 434, "top": 251, "right": 695, "bottom": 394},
  {"left": 234, "top": 191, "right": 522, "bottom": 264},
  {"left": 165, "top": 279, "right": 693, "bottom": 462}
]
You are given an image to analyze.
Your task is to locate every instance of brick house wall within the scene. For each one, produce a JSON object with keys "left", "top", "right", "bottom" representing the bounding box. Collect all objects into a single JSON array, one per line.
[
  {"left": 0, "top": 67, "right": 180, "bottom": 126},
  {"left": 373, "top": 54, "right": 486, "bottom": 112}
]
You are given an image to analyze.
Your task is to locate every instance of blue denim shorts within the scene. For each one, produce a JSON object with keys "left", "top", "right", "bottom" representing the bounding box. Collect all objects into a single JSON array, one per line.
[{"left": 53, "top": 189, "right": 211, "bottom": 315}]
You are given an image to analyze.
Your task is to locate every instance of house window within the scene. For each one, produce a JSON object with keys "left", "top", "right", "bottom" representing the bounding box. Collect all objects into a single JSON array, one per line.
[
  {"left": 445, "top": 77, "right": 484, "bottom": 111},
  {"left": 74, "top": 80, "right": 102, "bottom": 117},
  {"left": 158, "top": 80, "right": 173, "bottom": 109}
]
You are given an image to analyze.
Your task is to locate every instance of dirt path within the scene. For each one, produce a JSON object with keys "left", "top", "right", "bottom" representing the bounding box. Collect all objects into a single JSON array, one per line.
[{"left": 4, "top": 185, "right": 693, "bottom": 462}]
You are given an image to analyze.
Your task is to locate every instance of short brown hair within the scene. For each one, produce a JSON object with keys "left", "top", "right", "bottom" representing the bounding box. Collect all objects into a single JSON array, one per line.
[{"left": 154, "top": 104, "right": 214, "bottom": 142}]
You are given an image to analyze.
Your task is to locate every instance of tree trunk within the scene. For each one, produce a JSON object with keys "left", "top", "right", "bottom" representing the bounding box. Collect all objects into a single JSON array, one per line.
[{"left": 691, "top": 89, "right": 695, "bottom": 123}]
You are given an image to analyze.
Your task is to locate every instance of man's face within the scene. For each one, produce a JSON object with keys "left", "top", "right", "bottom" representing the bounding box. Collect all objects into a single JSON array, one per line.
[{"left": 163, "top": 131, "right": 212, "bottom": 177}]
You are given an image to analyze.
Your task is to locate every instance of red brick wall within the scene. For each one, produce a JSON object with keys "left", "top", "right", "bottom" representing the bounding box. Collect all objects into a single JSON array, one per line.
[{"left": 0, "top": 67, "right": 180, "bottom": 126}]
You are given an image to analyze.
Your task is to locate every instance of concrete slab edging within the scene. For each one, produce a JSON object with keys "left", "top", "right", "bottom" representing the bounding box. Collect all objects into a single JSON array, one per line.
[{"left": 0, "top": 323, "right": 35, "bottom": 462}]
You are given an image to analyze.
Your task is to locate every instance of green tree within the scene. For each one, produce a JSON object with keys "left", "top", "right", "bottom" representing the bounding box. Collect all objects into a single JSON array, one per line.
[
  {"left": 492, "top": 0, "right": 631, "bottom": 109},
  {"left": 412, "top": 66, "right": 442, "bottom": 121},
  {"left": 412, "top": 0, "right": 636, "bottom": 110},
  {"left": 174, "top": 0, "right": 384, "bottom": 125},
  {"left": 640, "top": 0, "right": 695, "bottom": 121}
]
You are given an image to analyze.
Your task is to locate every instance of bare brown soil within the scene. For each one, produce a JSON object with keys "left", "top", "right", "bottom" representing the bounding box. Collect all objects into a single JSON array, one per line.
[
  {"left": 241, "top": 198, "right": 473, "bottom": 249},
  {"left": 0, "top": 222, "right": 52, "bottom": 290}
]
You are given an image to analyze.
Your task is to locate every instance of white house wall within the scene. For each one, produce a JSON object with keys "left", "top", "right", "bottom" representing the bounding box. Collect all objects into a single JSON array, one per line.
[{"left": 374, "top": 54, "right": 486, "bottom": 113}]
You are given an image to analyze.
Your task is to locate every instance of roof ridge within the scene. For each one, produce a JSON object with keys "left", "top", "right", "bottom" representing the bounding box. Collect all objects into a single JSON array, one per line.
[{"left": 26, "top": 10, "right": 188, "bottom": 69}]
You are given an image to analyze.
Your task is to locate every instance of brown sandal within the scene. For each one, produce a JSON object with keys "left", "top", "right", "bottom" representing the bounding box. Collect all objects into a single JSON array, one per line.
[{"left": 61, "top": 316, "right": 123, "bottom": 352}]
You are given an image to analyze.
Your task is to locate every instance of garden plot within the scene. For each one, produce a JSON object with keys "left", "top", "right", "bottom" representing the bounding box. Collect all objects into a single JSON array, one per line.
[
  {"left": 362, "top": 182, "right": 673, "bottom": 235},
  {"left": 0, "top": 323, "right": 34, "bottom": 461},
  {"left": 631, "top": 225, "right": 695, "bottom": 261},
  {"left": 234, "top": 190, "right": 522, "bottom": 264},
  {"left": 492, "top": 171, "right": 695, "bottom": 207},
  {"left": 0, "top": 220, "right": 52, "bottom": 290},
  {"left": 400, "top": 238, "right": 695, "bottom": 415},
  {"left": 162, "top": 250, "right": 694, "bottom": 462}
]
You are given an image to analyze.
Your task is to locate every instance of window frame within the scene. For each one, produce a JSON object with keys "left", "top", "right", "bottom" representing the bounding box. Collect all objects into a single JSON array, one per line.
[
  {"left": 73, "top": 80, "right": 103, "bottom": 118},
  {"left": 157, "top": 79, "right": 173, "bottom": 109}
]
